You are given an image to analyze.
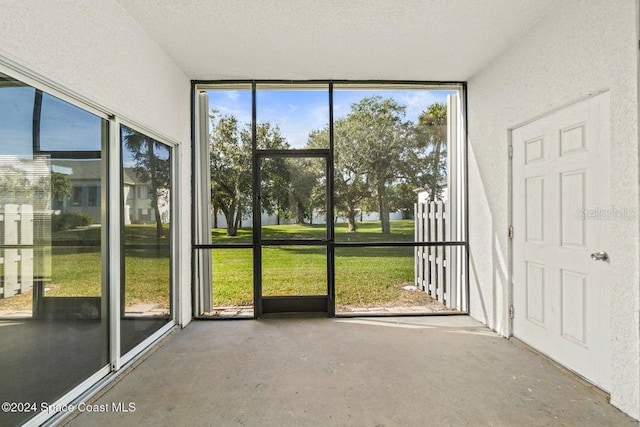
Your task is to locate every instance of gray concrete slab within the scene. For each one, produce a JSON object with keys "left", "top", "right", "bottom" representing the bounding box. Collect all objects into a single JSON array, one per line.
[{"left": 65, "top": 317, "right": 637, "bottom": 427}]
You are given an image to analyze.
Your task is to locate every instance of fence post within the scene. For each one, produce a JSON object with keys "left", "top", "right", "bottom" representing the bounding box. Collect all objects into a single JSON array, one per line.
[
  {"left": 3, "top": 204, "right": 20, "bottom": 298},
  {"left": 0, "top": 207, "right": 3, "bottom": 298},
  {"left": 435, "top": 201, "right": 445, "bottom": 304},
  {"left": 20, "top": 204, "right": 34, "bottom": 294},
  {"left": 414, "top": 203, "right": 419, "bottom": 291},
  {"left": 415, "top": 199, "right": 461, "bottom": 307},
  {"left": 428, "top": 201, "right": 436, "bottom": 298}
]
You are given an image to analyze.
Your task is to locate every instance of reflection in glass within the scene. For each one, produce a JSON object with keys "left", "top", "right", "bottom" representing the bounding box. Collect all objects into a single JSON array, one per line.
[
  {"left": 335, "top": 246, "right": 458, "bottom": 314},
  {"left": 260, "top": 157, "right": 327, "bottom": 239},
  {"left": 0, "top": 72, "right": 108, "bottom": 426},
  {"left": 120, "top": 125, "right": 171, "bottom": 356},
  {"left": 256, "top": 85, "right": 329, "bottom": 149},
  {"left": 261, "top": 246, "right": 326, "bottom": 296}
]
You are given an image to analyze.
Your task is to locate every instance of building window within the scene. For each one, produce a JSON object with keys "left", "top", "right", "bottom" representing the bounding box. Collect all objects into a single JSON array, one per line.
[
  {"left": 72, "top": 186, "right": 83, "bottom": 206},
  {"left": 87, "top": 186, "right": 98, "bottom": 207}
]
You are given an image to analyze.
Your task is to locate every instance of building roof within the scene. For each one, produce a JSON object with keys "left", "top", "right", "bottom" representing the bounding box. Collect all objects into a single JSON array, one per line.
[{"left": 52, "top": 159, "right": 143, "bottom": 185}]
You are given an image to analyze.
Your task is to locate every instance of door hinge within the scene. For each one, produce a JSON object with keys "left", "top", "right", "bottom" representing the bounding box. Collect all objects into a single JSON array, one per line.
[
  {"left": 508, "top": 145, "right": 513, "bottom": 159},
  {"left": 508, "top": 225, "right": 513, "bottom": 239},
  {"left": 509, "top": 306, "right": 514, "bottom": 319}
]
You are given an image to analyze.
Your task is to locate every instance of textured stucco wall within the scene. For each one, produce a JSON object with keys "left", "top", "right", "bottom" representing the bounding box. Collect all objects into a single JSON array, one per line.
[
  {"left": 467, "top": 0, "right": 639, "bottom": 418},
  {"left": 0, "top": 0, "right": 192, "bottom": 327}
]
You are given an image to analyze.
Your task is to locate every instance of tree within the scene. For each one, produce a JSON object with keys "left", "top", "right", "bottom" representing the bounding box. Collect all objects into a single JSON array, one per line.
[
  {"left": 50, "top": 172, "right": 71, "bottom": 208},
  {"left": 209, "top": 112, "right": 290, "bottom": 236},
  {"left": 307, "top": 126, "right": 368, "bottom": 232},
  {"left": 279, "top": 157, "right": 324, "bottom": 224},
  {"left": 342, "top": 97, "right": 413, "bottom": 234},
  {"left": 122, "top": 126, "right": 171, "bottom": 238},
  {"left": 415, "top": 102, "right": 447, "bottom": 201},
  {"left": 209, "top": 113, "right": 251, "bottom": 236}
]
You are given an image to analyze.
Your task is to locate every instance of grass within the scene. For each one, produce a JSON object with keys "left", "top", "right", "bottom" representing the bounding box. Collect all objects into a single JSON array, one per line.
[
  {"left": 0, "top": 224, "right": 171, "bottom": 312},
  {"left": 1, "top": 220, "right": 431, "bottom": 312},
  {"left": 212, "top": 245, "right": 417, "bottom": 307},
  {"left": 210, "top": 220, "right": 415, "bottom": 243},
  {"left": 211, "top": 219, "right": 421, "bottom": 307}
]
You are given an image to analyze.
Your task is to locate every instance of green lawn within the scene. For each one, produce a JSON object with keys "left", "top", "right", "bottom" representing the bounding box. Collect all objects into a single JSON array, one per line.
[
  {"left": 211, "top": 219, "right": 419, "bottom": 307},
  {"left": 211, "top": 220, "right": 415, "bottom": 243},
  {"left": 0, "top": 224, "right": 171, "bottom": 311},
  {"left": 1, "top": 220, "right": 428, "bottom": 312},
  {"left": 212, "top": 245, "right": 416, "bottom": 307}
]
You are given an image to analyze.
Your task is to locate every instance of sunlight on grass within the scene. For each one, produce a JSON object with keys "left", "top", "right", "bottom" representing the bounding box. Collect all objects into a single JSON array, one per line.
[
  {"left": 261, "top": 246, "right": 326, "bottom": 296},
  {"left": 1, "top": 221, "right": 430, "bottom": 312},
  {"left": 210, "top": 220, "right": 422, "bottom": 308},
  {"left": 13, "top": 225, "right": 172, "bottom": 308},
  {"left": 210, "top": 219, "right": 415, "bottom": 243},
  {"left": 335, "top": 247, "right": 416, "bottom": 307},
  {"left": 213, "top": 249, "right": 253, "bottom": 306}
]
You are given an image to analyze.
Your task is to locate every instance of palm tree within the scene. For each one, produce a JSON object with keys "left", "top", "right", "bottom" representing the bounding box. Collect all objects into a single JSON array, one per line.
[
  {"left": 417, "top": 102, "right": 447, "bottom": 201},
  {"left": 122, "top": 126, "right": 170, "bottom": 238}
]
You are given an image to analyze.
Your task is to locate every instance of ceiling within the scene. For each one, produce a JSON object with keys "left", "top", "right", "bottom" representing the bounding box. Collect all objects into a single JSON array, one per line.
[{"left": 117, "top": 0, "right": 557, "bottom": 81}]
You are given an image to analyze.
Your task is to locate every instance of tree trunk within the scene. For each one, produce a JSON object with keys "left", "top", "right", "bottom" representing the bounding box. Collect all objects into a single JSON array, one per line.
[
  {"left": 296, "top": 203, "right": 306, "bottom": 224},
  {"left": 221, "top": 203, "right": 237, "bottom": 236},
  {"left": 346, "top": 201, "right": 357, "bottom": 232},
  {"left": 347, "top": 209, "right": 357, "bottom": 232},
  {"left": 212, "top": 205, "right": 218, "bottom": 228},
  {"left": 146, "top": 140, "right": 163, "bottom": 238},
  {"left": 226, "top": 222, "right": 237, "bottom": 236},
  {"left": 378, "top": 184, "right": 390, "bottom": 234},
  {"left": 234, "top": 205, "right": 242, "bottom": 231},
  {"left": 429, "top": 140, "right": 443, "bottom": 200},
  {"left": 152, "top": 192, "right": 163, "bottom": 237}
]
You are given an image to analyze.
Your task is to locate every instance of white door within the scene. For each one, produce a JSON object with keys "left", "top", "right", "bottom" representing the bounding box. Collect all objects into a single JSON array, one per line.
[{"left": 512, "top": 92, "right": 611, "bottom": 391}]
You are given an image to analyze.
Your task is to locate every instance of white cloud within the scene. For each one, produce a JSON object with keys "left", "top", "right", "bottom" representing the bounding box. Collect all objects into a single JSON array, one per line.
[
  {"left": 395, "top": 91, "right": 450, "bottom": 121},
  {"left": 225, "top": 91, "right": 240, "bottom": 100}
]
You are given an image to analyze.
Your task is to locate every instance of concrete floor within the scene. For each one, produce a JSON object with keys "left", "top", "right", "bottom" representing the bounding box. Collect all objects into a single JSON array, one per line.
[{"left": 65, "top": 316, "right": 637, "bottom": 427}]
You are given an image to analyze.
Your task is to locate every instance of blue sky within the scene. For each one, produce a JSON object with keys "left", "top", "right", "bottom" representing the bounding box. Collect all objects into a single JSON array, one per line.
[
  {"left": 0, "top": 84, "right": 454, "bottom": 160},
  {"left": 208, "top": 87, "right": 456, "bottom": 148},
  {"left": 0, "top": 87, "right": 103, "bottom": 157},
  {"left": 0, "top": 87, "right": 156, "bottom": 167}
]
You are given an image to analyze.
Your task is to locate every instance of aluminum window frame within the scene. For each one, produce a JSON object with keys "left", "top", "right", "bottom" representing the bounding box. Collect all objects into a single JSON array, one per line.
[
  {"left": 193, "top": 80, "right": 469, "bottom": 318},
  {"left": 0, "top": 54, "right": 181, "bottom": 427}
]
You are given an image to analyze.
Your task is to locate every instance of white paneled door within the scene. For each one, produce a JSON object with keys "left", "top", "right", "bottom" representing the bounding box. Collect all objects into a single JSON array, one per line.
[{"left": 512, "top": 92, "right": 611, "bottom": 391}]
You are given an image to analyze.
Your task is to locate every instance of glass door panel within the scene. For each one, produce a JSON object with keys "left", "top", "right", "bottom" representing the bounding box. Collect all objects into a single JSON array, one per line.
[
  {"left": 120, "top": 125, "right": 172, "bottom": 355},
  {"left": 261, "top": 245, "right": 327, "bottom": 296},
  {"left": 259, "top": 156, "right": 328, "bottom": 240},
  {"left": 257, "top": 153, "right": 331, "bottom": 315}
]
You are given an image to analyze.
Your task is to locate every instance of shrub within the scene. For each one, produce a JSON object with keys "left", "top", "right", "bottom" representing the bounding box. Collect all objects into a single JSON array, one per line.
[{"left": 52, "top": 212, "right": 94, "bottom": 231}]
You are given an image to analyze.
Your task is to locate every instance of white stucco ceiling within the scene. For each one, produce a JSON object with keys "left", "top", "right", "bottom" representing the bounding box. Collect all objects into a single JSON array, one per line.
[{"left": 116, "top": 0, "right": 557, "bottom": 81}]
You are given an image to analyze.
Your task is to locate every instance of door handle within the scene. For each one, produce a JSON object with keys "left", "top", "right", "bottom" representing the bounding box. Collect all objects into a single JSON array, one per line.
[{"left": 590, "top": 251, "right": 609, "bottom": 261}]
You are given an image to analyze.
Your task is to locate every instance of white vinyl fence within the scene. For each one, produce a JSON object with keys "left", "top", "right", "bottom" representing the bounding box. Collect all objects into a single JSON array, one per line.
[
  {"left": 0, "top": 204, "right": 34, "bottom": 299},
  {"left": 414, "top": 200, "right": 465, "bottom": 310}
]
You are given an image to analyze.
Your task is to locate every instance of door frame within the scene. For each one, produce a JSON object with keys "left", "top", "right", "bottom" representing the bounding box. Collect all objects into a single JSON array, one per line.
[{"left": 254, "top": 150, "right": 334, "bottom": 316}]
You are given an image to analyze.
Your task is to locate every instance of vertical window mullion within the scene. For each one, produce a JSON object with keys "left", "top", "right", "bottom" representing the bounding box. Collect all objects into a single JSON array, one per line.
[{"left": 108, "top": 117, "right": 122, "bottom": 370}]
